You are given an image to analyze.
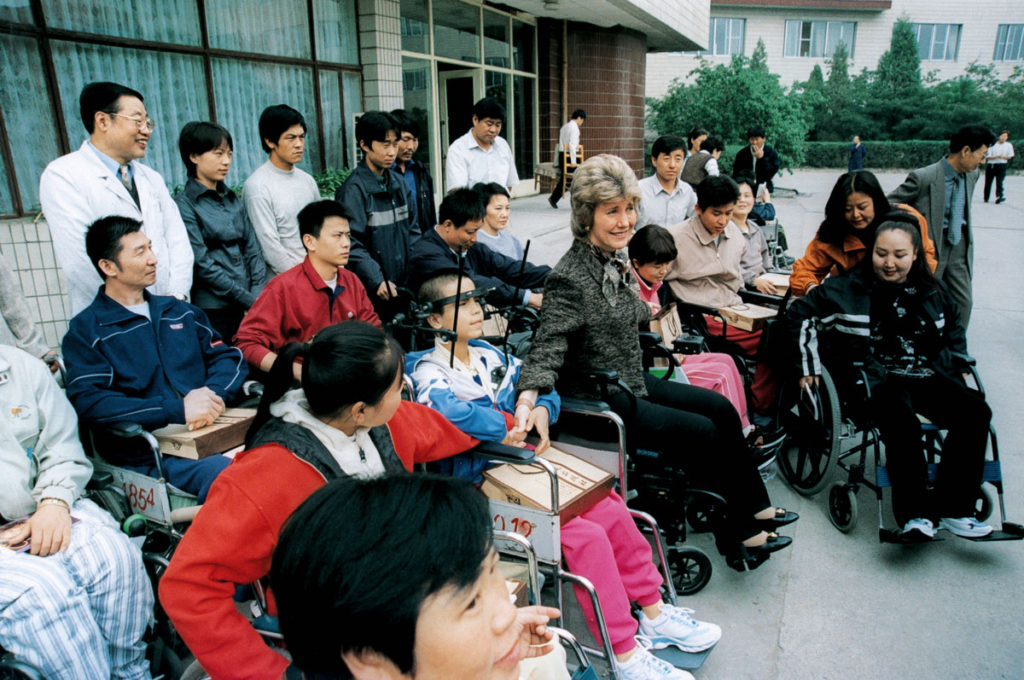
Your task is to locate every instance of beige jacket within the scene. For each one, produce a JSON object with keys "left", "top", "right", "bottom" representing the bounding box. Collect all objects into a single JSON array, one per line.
[{"left": 665, "top": 215, "right": 745, "bottom": 309}]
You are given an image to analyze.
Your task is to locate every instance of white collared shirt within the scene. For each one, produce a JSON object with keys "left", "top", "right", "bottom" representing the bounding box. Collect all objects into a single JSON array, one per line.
[
  {"left": 445, "top": 130, "right": 519, "bottom": 191},
  {"left": 555, "top": 120, "right": 581, "bottom": 165},
  {"left": 986, "top": 141, "right": 1014, "bottom": 165},
  {"left": 636, "top": 174, "right": 697, "bottom": 229}
]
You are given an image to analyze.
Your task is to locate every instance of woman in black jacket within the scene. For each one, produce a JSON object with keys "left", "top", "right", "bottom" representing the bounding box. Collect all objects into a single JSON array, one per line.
[
  {"left": 788, "top": 218, "right": 992, "bottom": 540},
  {"left": 517, "top": 154, "right": 794, "bottom": 570}
]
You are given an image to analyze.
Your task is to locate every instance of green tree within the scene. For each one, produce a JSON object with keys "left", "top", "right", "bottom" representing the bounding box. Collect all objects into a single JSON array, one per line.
[{"left": 874, "top": 18, "right": 922, "bottom": 96}]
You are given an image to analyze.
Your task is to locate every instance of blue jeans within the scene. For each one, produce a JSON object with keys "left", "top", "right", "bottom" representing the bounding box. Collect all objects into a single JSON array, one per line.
[{"left": 123, "top": 454, "right": 231, "bottom": 502}]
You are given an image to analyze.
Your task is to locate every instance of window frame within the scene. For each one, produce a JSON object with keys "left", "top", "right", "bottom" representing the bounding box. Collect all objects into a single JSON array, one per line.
[
  {"left": 702, "top": 17, "right": 745, "bottom": 57},
  {"left": 913, "top": 23, "right": 962, "bottom": 62},
  {"left": 994, "top": 24, "right": 1024, "bottom": 62},
  {"left": 784, "top": 19, "right": 856, "bottom": 59}
]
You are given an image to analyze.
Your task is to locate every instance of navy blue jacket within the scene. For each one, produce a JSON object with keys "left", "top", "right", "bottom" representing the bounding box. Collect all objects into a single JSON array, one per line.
[
  {"left": 62, "top": 289, "right": 248, "bottom": 464},
  {"left": 408, "top": 227, "right": 551, "bottom": 308}
]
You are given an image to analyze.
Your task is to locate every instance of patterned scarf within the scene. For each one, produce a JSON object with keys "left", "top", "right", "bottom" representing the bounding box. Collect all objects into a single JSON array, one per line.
[{"left": 587, "top": 242, "right": 630, "bottom": 306}]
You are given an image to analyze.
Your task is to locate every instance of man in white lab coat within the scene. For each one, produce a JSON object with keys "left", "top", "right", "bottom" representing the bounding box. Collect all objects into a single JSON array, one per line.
[{"left": 39, "top": 81, "right": 193, "bottom": 315}]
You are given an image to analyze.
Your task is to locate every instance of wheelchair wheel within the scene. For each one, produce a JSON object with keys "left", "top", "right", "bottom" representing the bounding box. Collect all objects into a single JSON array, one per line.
[
  {"left": 178, "top": 655, "right": 210, "bottom": 680},
  {"left": 777, "top": 367, "right": 842, "bottom": 496},
  {"left": 974, "top": 485, "right": 995, "bottom": 523},
  {"left": 827, "top": 482, "right": 858, "bottom": 533},
  {"left": 685, "top": 496, "right": 720, "bottom": 534},
  {"left": 668, "top": 546, "right": 712, "bottom": 596}
]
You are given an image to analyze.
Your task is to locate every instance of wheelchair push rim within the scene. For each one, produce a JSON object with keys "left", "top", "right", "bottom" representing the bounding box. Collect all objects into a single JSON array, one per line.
[{"left": 777, "top": 367, "right": 842, "bottom": 496}]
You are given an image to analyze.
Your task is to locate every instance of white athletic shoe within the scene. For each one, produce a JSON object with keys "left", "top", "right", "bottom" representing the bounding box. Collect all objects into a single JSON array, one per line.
[
  {"left": 617, "top": 642, "right": 694, "bottom": 680},
  {"left": 638, "top": 603, "right": 722, "bottom": 653},
  {"left": 900, "top": 518, "right": 936, "bottom": 539},
  {"left": 939, "top": 517, "right": 993, "bottom": 538}
]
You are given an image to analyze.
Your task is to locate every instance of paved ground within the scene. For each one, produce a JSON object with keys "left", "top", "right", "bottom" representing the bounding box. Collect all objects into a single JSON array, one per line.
[{"left": 510, "top": 170, "right": 1024, "bottom": 679}]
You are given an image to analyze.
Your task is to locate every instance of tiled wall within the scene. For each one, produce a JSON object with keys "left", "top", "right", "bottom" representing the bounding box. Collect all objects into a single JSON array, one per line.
[{"left": 0, "top": 217, "right": 71, "bottom": 348}]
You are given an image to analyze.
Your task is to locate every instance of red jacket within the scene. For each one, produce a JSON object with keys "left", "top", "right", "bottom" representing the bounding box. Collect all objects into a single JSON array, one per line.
[
  {"left": 158, "top": 400, "right": 478, "bottom": 680},
  {"left": 233, "top": 257, "right": 380, "bottom": 369}
]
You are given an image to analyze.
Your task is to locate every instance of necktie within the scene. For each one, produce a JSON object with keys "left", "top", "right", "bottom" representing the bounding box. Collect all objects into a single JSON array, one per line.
[
  {"left": 118, "top": 164, "right": 133, "bottom": 192},
  {"left": 948, "top": 174, "right": 965, "bottom": 246}
]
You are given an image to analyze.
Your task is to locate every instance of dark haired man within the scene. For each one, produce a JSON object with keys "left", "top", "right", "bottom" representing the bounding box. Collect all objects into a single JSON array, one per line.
[
  {"left": 680, "top": 135, "right": 724, "bottom": 189},
  {"left": 731, "top": 125, "right": 780, "bottom": 192},
  {"left": 637, "top": 135, "right": 696, "bottom": 229},
  {"left": 409, "top": 189, "right": 549, "bottom": 309},
  {"left": 40, "top": 81, "right": 193, "bottom": 315},
  {"left": 243, "top": 104, "right": 321, "bottom": 277},
  {"left": 61, "top": 216, "right": 247, "bottom": 501},
  {"left": 548, "top": 108, "right": 586, "bottom": 208},
  {"left": 391, "top": 108, "right": 437, "bottom": 235},
  {"left": 888, "top": 124, "right": 996, "bottom": 326},
  {"left": 336, "top": 111, "right": 419, "bottom": 314},
  {"left": 234, "top": 199, "right": 379, "bottom": 375},
  {"left": 446, "top": 97, "right": 519, "bottom": 191},
  {"left": 175, "top": 121, "right": 268, "bottom": 341}
]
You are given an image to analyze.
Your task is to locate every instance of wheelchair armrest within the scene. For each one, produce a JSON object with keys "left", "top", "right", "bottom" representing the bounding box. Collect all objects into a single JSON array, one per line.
[
  {"left": 738, "top": 288, "right": 783, "bottom": 306},
  {"left": 575, "top": 368, "right": 619, "bottom": 384},
  {"left": 949, "top": 351, "right": 977, "bottom": 367},
  {"left": 673, "top": 300, "right": 720, "bottom": 318},
  {"left": 638, "top": 331, "right": 663, "bottom": 349},
  {"left": 98, "top": 423, "right": 165, "bottom": 480},
  {"left": 105, "top": 422, "right": 145, "bottom": 438},
  {"left": 86, "top": 471, "right": 115, "bottom": 491},
  {"left": 560, "top": 397, "right": 613, "bottom": 413},
  {"left": 469, "top": 441, "right": 535, "bottom": 465}
]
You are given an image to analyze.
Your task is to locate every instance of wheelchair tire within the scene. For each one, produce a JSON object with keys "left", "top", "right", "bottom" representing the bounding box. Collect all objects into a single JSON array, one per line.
[
  {"left": 178, "top": 655, "right": 210, "bottom": 680},
  {"left": 778, "top": 367, "right": 842, "bottom": 496},
  {"left": 974, "top": 485, "right": 995, "bottom": 523},
  {"left": 827, "top": 482, "right": 858, "bottom": 533},
  {"left": 668, "top": 546, "right": 712, "bottom": 596},
  {"left": 685, "top": 496, "right": 720, "bottom": 534}
]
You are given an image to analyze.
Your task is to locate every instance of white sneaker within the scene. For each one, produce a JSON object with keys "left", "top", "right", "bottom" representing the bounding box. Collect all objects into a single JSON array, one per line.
[
  {"left": 939, "top": 517, "right": 993, "bottom": 538},
  {"left": 617, "top": 642, "right": 694, "bottom": 680},
  {"left": 638, "top": 603, "right": 722, "bottom": 653},
  {"left": 900, "top": 518, "right": 936, "bottom": 539}
]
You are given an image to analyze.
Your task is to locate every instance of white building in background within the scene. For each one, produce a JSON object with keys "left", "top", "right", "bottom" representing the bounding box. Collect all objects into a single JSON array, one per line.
[{"left": 647, "top": 0, "right": 1024, "bottom": 97}]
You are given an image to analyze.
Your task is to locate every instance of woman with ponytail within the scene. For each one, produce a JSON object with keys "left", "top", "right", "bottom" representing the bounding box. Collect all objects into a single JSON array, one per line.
[{"left": 158, "top": 321, "right": 480, "bottom": 680}]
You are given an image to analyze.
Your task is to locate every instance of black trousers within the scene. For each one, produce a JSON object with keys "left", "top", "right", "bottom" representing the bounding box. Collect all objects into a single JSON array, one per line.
[
  {"left": 868, "top": 374, "right": 991, "bottom": 526},
  {"left": 984, "top": 163, "right": 1007, "bottom": 201},
  {"left": 606, "top": 373, "right": 771, "bottom": 554},
  {"left": 549, "top": 169, "right": 566, "bottom": 205}
]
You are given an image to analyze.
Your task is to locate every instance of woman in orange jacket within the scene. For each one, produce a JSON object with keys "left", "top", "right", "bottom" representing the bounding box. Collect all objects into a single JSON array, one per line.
[{"left": 790, "top": 170, "right": 937, "bottom": 296}]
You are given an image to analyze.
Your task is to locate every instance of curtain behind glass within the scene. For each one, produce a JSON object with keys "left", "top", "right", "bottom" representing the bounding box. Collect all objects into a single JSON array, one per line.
[
  {"left": 49, "top": 40, "right": 209, "bottom": 190},
  {"left": 314, "top": 0, "right": 359, "bottom": 64},
  {"left": 402, "top": 56, "right": 434, "bottom": 178},
  {"left": 0, "top": 0, "right": 33, "bottom": 24},
  {"left": 434, "top": 0, "right": 480, "bottom": 64},
  {"left": 212, "top": 58, "right": 320, "bottom": 181},
  {"left": 205, "top": 0, "right": 311, "bottom": 59},
  {"left": 42, "top": 0, "right": 201, "bottom": 45},
  {"left": 319, "top": 70, "right": 345, "bottom": 171},
  {"left": 512, "top": 75, "right": 534, "bottom": 181},
  {"left": 0, "top": 141, "right": 13, "bottom": 215},
  {"left": 0, "top": 34, "right": 62, "bottom": 212},
  {"left": 342, "top": 72, "right": 361, "bottom": 170}
]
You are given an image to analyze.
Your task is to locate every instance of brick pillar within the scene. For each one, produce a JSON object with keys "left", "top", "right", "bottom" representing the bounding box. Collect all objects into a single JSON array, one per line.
[
  {"left": 357, "top": 0, "right": 403, "bottom": 111},
  {"left": 538, "top": 19, "right": 564, "bottom": 168}
]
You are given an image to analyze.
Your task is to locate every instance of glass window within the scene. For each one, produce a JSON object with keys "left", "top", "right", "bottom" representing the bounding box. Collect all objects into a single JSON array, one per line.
[
  {"left": 400, "top": 0, "right": 430, "bottom": 54},
  {"left": 703, "top": 17, "right": 744, "bottom": 56},
  {"left": 315, "top": 0, "right": 359, "bottom": 64},
  {"left": 512, "top": 75, "right": 534, "bottom": 181},
  {"left": 401, "top": 56, "right": 435, "bottom": 178},
  {"left": 784, "top": 20, "right": 854, "bottom": 58},
  {"left": 0, "top": 0, "right": 34, "bottom": 24},
  {"left": 320, "top": 71, "right": 344, "bottom": 171},
  {"left": 512, "top": 20, "right": 534, "bottom": 72},
  {"left": 485, "top": 71, "right": 508, "bottom": 125},
  {"left": 914, "top": 23, "right": 960, "bottom": 61},
  {"left": 41, "top": 0, "right": 201, "bottom": 45},
  {"left": 211, "top": 58, "right": 319, "bottom": 180},
  {"left": 342, "top": 72, "right": 361, "bottom": 169},
  {"left": 0, "top": 34, "right": 62, "bottom": 212},
  {"left": 50, "top": 40, "right": 209, "bottom": 186},
  {"left": 205, "top": 0, "right": 311, "bottom": 59},
  {"left": 0, "top": 141, "right": 14, "bottom": 216},
  {"left": 433, "top": 0, "right": 480, "bottom": 64},
  {"left": 995, "top": 24, "right": 1024, "bottom": 61},
  {"left": 483, "top": 10, "right": 510, "bottom": 68}
]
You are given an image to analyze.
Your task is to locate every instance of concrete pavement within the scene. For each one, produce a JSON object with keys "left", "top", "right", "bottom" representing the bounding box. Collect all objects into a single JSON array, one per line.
[{"left": 510, "top": 170, "right": 1024, "bottom": 679}]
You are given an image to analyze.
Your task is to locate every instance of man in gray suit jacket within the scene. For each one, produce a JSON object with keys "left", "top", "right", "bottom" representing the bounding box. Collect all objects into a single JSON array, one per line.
[{"left": 888, "top": 125, "right": 995, "bottom": 327}]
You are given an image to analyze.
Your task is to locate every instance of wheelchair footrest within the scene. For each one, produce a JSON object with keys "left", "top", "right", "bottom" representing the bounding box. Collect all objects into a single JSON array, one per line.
[
  {"left": 876, "top": 460, "right": 1002, "bottom": 488},
  {"left": 879, "top": 528, "right": 944, "bottom": 544},
  {"left": 651, "top": 644, "right": 715, "bottom": 671},
  {"left": 962, "top": 529, "right": 1024, "bottom": 542}
]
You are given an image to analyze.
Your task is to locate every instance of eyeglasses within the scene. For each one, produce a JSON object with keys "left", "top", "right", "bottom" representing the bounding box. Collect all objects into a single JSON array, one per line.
[{"left": 109, "top": 112, "right": 156, "bottom": 132}]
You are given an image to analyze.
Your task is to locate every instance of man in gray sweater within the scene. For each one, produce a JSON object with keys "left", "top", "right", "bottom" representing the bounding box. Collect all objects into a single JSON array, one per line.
[{"left": 243, "top": 105, "right": 321, "bottom": 277}]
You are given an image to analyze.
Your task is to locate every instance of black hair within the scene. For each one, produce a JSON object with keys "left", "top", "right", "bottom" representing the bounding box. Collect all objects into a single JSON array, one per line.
[
  {"left": 258, "top": 105, "right": 307, "bottom": 154},
  {"left": 651, "top": 135, "right": 686, "bottom": 159},
  {"left": 439, "top": 188, "right": 486, "bottom": 229},
  {"left": 356, "top": 111, "right": 399, "bottom": 147},
  {"left": 696, "top": 174, "right": 740, "bottom": 209},
  {"left": 629, "top": 225, "right": 677, "bottom": 266},
  {"left": 271, "top": 473, "right": 493, "bottom": 679},
  {"left": 178, "top": 121, "right": 233, "bottom": 179},
  {"left": 472, "top": 97, "right": 506, "bottom": 123},
  {"left": 417, "top": 270, "right": 474, "bottom": 308},
  {"left": 700, "top": 135, "right": 725, "bottom": 154},
  {"left": 949, "top": 124, "right": 996, "bottom": 154},
  {"left": 85, "top": 216, "right": 144, "bottom": 278},
  {"left": 687, "top": 127, "right": 708, "bottom": 145},
  {"left": 746, "top": 125, "right": 766, "bottom": 139},
  {"left": 246, "top": 321, "right": 405, "bottom": 447},
  {"left": 816, "top": 170, "right": 891, "bottom": 247},
  {"left": 571, "top": 109, "right": 587, "bottom": 121},
  {"left": 389, "top": 109, "right": 421, "bottom": 138},
  {"left": 472, "top": 182, "right": 510, "bottom": 210},
  {"left": 732, "top": 172, "right": 756, "bottom": 194},
  {"left": 79, "top": 82, "right": 144, "bottom": 134},
  {"left": 868, "top": 215, "right": 936, "bottom": 290},
  {"left": 298, "top": 200, "right": 356, "bottom": 244}
]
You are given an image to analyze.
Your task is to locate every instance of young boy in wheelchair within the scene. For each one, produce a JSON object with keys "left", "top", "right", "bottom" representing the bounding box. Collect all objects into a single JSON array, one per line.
[
  {"left": 788, "top": 218, "right": 993, "bottom": 540},
  {"left": 408, "top": 271, "right": 721, "bottom": 680}
]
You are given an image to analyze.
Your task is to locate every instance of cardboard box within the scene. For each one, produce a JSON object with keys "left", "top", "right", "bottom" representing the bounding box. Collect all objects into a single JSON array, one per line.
[
  {"left": 719, "top": 302, "right": 776, "bottom": 332},
  {"left": 481, "top": 447, "right": 614, "bottom": 524},
  {"left": 650, "top": 302, "right": 683, "bottom": 345},
  {"left": 153, "top": 408, "right": 256, "bottom": 460},
  {"left": 759, "top": 272, "right": 790, "bottom": 296}
]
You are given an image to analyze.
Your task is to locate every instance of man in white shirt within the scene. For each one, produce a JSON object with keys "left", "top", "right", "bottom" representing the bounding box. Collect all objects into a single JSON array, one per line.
[
  {"left": 444, "top": 97, "right": 519, "bottom": 192},
  {"left": 636, "top": 135, "right": 696, "bottom": 230},
  {"left": 983, "top": 129, "right": 1014, "bottom": 204},
  {"left": 39, "top": 82, "right": 193, "bottom": 315},
  {"left": 243, "top": 105, "right": 322, "bottom": 276},
  {"left": 548, "top": 109, "right": 586, "bottom": 209}
]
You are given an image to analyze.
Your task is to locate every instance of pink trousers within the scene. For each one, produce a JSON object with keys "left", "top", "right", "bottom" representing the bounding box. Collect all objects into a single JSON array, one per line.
[
  {"left": 678, "top": 352, "right": 750, "bottom": 429},
  {"left": 560, "top": 490, "right": 664, "bottom": 654}
]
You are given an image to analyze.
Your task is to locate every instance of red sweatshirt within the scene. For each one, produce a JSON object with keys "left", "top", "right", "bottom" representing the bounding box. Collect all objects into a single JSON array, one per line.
[
  {"left": 233, "top": 257, "right": 380, "bottom": 369},
  {"left": 158, "top": 400, "right": 479, "bottom": 680}
]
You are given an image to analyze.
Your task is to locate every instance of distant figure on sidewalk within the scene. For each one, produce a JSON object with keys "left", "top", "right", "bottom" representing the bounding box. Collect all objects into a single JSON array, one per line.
[
  {"left": 848, "top": 135, "right": 867, "bottom": 172},
  {"left": 549, "top": 109, "right": 586, "bottom": 208},
  {"left": 732, "top": 125, "right": 780, "bottom": 193},
  {"left": 984, "top": 130, "right": 1013, "bottom": 204},
  {"left": 686, "top": 126, "right": 708, "bottom": 160}
]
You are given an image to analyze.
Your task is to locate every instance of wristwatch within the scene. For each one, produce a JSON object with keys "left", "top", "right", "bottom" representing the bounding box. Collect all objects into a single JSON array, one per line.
[{"left": 40, "top": 498, "right": 70, "bottom": 511}]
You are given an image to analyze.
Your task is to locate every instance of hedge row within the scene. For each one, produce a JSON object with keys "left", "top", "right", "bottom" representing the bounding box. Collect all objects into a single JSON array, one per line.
[{"left": 798, "top": 140, "right": 1023, "bottom": 171}]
